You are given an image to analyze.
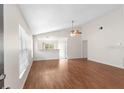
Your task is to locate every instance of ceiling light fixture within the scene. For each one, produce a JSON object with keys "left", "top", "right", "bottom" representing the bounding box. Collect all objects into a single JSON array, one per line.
[{"left": 70, "top": 20, "right": 82, "bottom": 37}]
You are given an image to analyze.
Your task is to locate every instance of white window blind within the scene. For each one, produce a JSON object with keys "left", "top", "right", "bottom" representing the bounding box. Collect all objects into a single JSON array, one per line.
[{"left": 19, "top": 25, "right": 29, "bottom": 79}]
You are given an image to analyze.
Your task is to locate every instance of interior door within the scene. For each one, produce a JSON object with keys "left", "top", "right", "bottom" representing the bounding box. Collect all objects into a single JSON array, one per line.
[
  {"left": 82, "top": 40, "right": 87, "bottom": 58},
  {"left": 0, "top": 4, "right": 4, "bottom": 89}
]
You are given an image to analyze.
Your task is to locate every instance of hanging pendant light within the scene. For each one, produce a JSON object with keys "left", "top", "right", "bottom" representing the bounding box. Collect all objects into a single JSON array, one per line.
[{"left": 70, "top": 20, "right": 82, "bottom": 37}]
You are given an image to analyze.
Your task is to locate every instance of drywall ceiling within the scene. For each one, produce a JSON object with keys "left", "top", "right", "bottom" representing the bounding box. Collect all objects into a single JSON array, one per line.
[{"left": 19, "top": 4, "right": 121, "bottom": 35}]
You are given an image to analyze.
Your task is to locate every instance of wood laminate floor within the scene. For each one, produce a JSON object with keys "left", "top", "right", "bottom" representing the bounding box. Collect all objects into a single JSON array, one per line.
[{"left": 24, "top": 59, "right": 124, "bottom": 89}]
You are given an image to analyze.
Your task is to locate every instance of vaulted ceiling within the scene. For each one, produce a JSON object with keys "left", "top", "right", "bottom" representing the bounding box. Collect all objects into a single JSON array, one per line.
[{"left": 19, "top": 4, "right": 121, "bottom": 35}]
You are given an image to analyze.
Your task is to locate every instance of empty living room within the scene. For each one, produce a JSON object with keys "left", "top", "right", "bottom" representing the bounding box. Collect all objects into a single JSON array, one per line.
[{"left": 0, "top": 1, "right": 124, "bottom": 92}]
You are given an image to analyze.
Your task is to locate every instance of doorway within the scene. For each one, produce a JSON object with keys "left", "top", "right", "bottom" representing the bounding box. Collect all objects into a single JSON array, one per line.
[
  {"left": 0, "top": 4, "right": 4, "bottom": 89},
  {"left": 82, "top": 40, "right": 88, "bottom": 58},
  {"left": 58, "top": 39, "right": 67, "bottom": 59}
]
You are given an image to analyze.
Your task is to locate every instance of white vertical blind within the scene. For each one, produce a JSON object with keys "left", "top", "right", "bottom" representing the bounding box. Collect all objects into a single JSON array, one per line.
[{"left": 19, "top": 25, "right": 29, "bottom": 79}]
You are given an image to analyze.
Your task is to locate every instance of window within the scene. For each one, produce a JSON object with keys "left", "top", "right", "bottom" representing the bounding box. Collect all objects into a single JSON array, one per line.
[
  {"left": 38, "top": 40, "right": 58, "bottom": 51},
  {"left": 19, "top": 25, "right": 29, "bottom": 79}
]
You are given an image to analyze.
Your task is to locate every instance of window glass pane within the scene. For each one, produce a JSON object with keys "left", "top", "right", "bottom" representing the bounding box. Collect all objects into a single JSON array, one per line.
[
  {"left": 38, "top": 40, "right": 58, "bottom": 51},
  {"left": 19, "top": 25, "right": 29, "bottom": 79}
]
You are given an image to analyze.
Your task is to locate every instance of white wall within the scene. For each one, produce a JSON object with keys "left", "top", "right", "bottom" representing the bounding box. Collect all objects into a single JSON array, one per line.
[
  {"left": 36, "top": 50, "right": 59, "bottom": 60},
  {"left": 4, "top": 5, "right": 33, "bottom": 89},
  {"left": 33, "top": 28, "right": 82, "bottom": 60},
  {"left": 82, "top": 7, "right": 124, "bottom": 68}
]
